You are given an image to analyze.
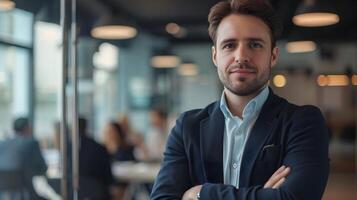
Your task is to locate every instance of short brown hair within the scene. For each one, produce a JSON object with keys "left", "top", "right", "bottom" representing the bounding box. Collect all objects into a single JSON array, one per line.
[{"left": 208, "top": 0, "right": 282, "bottom": 48}]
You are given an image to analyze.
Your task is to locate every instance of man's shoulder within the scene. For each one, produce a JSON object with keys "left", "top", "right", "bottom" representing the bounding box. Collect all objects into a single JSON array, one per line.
[
  {"left": 275, "top": 94, "right": 324, "bottom": 121},
  {"left": 180, "top": 101, "right": 219, "bottom": 121}
]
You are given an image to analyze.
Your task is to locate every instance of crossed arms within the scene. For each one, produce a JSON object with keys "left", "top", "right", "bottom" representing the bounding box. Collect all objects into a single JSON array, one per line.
[{"left": 150, "top": 106, "right": 329, "bottom": 200}]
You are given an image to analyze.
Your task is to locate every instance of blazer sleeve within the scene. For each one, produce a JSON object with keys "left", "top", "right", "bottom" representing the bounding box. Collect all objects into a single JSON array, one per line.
[
  {"left": 200, "top": 106, "right": 330, "bottom": 200},
  {"left": 150, "top": 113, "right": 192, "bottom": 200}
]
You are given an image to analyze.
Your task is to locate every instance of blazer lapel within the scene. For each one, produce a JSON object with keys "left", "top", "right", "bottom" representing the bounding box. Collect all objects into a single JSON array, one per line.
[
  {"left": 239, "top": 90, "right": 283, "bottom": 187},
  {"left": 200, "top": 102, "right": 224, "bottom": 183}
]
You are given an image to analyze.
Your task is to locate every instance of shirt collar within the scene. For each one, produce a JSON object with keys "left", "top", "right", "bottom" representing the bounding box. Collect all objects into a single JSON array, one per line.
[{"left": 220, "top": 86, "right": 269, "bottom": 120}]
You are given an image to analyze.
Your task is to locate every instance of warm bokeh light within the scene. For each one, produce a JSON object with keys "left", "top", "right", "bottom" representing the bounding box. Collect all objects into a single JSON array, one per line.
[
  {"left": 91, "top": 25, "right": 137, "bottom": 40},
  {"left": 293, "top": 12, "right": 340, "bottom": 27},
  {"left": 317, "top": 75, "right": 349, "bottom": 86},
  {"left": 326, "top": 75, "right": 349, "bottom": 86},
  {"left": 317, "top": 75, "right": 328, "bottom": 86},
  {"left": 352, "top": 75, "right": 357, "bottom": 86},
  {"left": 151, "top": 55, "right": 181, "bottom": 68},
  {"left": 0, "top": 0, "right": 15, "bottom": 11},
  {"left": 178, "top": 63, "right": 198, "bottom": 76},
  {"left": 286, "top": 41, "right": 316, "bottom": 53},
  {"left": 273, "top": 75, "right": 286, "bottom": 88},
  {"left": 165, "top": 23, "right": 180, "bottom": 35}
]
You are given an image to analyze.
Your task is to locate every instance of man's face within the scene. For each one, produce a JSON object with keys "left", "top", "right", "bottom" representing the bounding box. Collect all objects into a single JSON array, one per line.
[{"left": 212, "top": 14, "right": 279, "bottom": 96}]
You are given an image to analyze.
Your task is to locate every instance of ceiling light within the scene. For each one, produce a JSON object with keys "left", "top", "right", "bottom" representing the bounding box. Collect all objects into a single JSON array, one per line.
[
  {"left": 293, "top": 13, "right": 339, "bottom": 27},
  {"left": 293, "top": 0, "right": 340, "bottom": 27},
  {"left": 151, "top": 55, "right": 181, "bottom": 68},
  {"left": 166, "top": 23, "right": 180, "bottom": 35},
  {"left": 0, "top": 0, "right": 15, "bottom": 11},
  {"left": 326, "top": 75, "right": 349, "bottom": 86},
  {"left": 91, "top": 15, "right": 137, "bottom": 40},
  {"left": 178, "top": 63, "right": 198, "bottom": 76},
  {"left": 317, "top": 75, "right": 349, "bottom": 86},
  {"left": 273, "top": 75, "right": 286, "bottom": 88},
  {"left": 317, "top": 75, "right": 328, "bottom": 86},
  {"left": 92, "top": 25, "right": 137, "bottom": 40},
  {"left": 351, "top": 75, "right": 357, "bottom": 86},
  {"left": 286, "top": 41, "right": 316, "bottom": 53}
]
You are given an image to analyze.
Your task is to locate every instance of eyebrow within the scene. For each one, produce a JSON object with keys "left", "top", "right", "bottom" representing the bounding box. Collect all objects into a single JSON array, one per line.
[
  {"left": 247, "top": 37, "right": 267, "bottom": 44},
  {"left": 219, "top": 38, "right": 236, "bottom": 46},
  {"left": 219, "top": 37, "right": 267, "bottom": 46}
]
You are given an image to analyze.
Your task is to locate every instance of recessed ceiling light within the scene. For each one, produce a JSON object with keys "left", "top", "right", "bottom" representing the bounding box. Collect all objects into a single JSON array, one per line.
[
  {"left": 91, "top": 25, "right": 137, "bottom": 40},
  {"left": 293, "top": 12, "right": 339, "bottom": 27},
  {"left": 293, "top": 0, "right": 340, "bottom": 27},
  {"left": 178, "top": 63, "right": 198, "bottom": 76},
  {"left": 352, "top": 75, "right": 357, "bottom": 86},
  {"left": 151, "top": 55, "right": 181, "bottom": 68},
  {"left": 0, "top": 0, "right": 15, "bottom": 11},
  {"left": 91, "top": 15, "right": 137, "bottom": 40},
  {"left": 317, "top": 75, "right": 349, "bottom": 86},
  {"left": 165, "top": 23, "right": 180, "bottom": 35},
  {"left": 286, "top": 41, "right": 316, "bottom": 53}
]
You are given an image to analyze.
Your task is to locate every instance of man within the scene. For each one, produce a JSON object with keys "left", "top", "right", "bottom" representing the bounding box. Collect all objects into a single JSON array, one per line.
[
  {"left": 0, "top": 117, "right": 47, "bottom": 199},
  {"left": 150, "top": 0, "right": 329, "bottom": 199}
]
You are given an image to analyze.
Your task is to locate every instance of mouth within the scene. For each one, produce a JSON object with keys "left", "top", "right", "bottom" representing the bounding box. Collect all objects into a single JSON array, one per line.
[{"left": 229, "top": 68, "right": 256, "bottom": 75}]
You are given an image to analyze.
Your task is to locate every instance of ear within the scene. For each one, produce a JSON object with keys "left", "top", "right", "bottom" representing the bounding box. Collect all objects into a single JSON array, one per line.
[
  {"left": 212, "top": 46, "right": 218, "bottom": 67},
  {"left": 270, "top": 46, "right": 279, "bottom": 68}
]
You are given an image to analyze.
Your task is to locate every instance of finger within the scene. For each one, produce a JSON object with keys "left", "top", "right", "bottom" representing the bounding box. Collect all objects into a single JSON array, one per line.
[
  {"left": 272, "top": 165, "right": 286, "bottom": 176},
  {"left": 264, "top": 167, "right": 290, "bottom": 188},
  {"left": 265, "top": 166, "right": 289, "bottom": 187},
  {"left": 272, "top": 177, "right": 286, "bottom": 189},
  {"left": 271, "top": 167, "right": 290, "bottom": 183}
]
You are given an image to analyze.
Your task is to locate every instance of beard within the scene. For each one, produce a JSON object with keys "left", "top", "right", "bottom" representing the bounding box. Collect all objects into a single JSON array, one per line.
[{"left": 218, "top": 63, "right": 271, "bottom": 96}]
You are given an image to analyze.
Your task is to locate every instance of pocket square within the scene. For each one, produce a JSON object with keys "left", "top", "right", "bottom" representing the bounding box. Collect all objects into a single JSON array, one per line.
[{"left": 262, "top": 144, "right": 275, "bottom": 150}]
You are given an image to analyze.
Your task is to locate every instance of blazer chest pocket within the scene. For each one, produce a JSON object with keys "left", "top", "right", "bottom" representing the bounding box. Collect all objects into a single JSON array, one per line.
[
  {"left": 258, "top": 144, "right": 281, "bottom": 163},
  {"left": 252, "top": 144, "right": 282, "bottom": 184}
]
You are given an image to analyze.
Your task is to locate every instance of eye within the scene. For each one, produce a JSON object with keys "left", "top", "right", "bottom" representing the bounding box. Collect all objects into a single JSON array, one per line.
[
  {"left": 249, "top": 41, "right": 263, "bottom": 49},
  {"left": 222, "top": 42, "right": 235, "bottom": 50}
]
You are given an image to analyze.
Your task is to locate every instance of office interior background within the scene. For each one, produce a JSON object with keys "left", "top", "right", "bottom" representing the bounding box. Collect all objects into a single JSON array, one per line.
[{"left": 0, "top": 0, "right": 356, "bottom": 199}]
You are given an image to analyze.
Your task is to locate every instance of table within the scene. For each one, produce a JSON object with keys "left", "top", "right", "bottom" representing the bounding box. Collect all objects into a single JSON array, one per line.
[{"left": 112, "top": 161, "right": 161, "bottom": 199}]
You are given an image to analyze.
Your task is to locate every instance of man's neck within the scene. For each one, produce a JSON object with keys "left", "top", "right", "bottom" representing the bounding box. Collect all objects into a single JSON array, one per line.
[{"left": 224, "top": 88, "right": 263, "bottom": 118}]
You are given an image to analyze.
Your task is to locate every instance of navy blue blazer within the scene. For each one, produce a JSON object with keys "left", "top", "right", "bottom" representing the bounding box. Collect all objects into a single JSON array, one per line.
[{"left": 150, "top": 90, "right": 329, "bottom": 200}]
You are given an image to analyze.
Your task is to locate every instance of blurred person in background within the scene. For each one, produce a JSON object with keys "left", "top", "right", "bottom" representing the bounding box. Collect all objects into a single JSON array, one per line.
[
  {"left": 118, "top": 113, "right": 142, "bottom": 144},
  {"left": 103, "top": 121, "right": 136, "bottom": 162},
  {"left": 151, "top": 0, "right": 329, "bottom": 199},
  {"left": 78, "top": 117, "right": 113, "bottom": 199},
  {"left": 0, "top": 117, "right": 47, "bottom": 199},
  {"left": 143, "top": 108, "right": 169, "bottom": 162},
  {"left": 103, "top": 121, "right": 137, "bottom": 200}
]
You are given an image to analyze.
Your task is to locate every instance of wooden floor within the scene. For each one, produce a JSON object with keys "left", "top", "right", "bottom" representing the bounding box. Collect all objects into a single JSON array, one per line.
[{"left": 322, "top": 173, "right": 357, "bottom": 200}]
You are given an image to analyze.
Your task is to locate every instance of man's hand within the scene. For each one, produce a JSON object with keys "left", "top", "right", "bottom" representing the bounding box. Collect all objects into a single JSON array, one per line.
[
  {"left": 181, "top": 165, "right": 289, "bottom": 199},
  {"left": 182, "top": 185, "right": 202, "bottom": 200},
  {"left": 264, "top": 165, "right": 291, "bottom": 189}
]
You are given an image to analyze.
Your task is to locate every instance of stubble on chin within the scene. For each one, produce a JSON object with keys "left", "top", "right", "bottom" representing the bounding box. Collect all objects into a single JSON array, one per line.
[{"left": 225, "top": 76, "right": 265, "bottom": 96}]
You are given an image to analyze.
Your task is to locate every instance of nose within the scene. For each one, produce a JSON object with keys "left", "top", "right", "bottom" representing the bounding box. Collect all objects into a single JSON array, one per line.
[{"left": 234, "top": 45, "right": 250, "bottom": 64}]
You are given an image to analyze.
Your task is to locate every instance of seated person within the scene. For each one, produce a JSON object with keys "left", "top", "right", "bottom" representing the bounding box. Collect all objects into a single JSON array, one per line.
[
  {"left": 103, "top": 121, "right": 136, "bottom": 162},
  {"left": 0, "top": 117, "right": 47, "bottom": 199}
]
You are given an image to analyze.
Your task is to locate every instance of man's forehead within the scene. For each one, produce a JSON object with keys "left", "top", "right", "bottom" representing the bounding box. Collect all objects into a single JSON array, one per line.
[{"left": 216, "top": 14, "right": 272, "bottom": 44}]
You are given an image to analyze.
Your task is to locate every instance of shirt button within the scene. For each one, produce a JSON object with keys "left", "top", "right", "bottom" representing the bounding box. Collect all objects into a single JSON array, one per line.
[{"left": 232, "top": 163, "right": 238, "bottom": 169}]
